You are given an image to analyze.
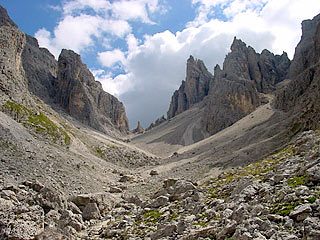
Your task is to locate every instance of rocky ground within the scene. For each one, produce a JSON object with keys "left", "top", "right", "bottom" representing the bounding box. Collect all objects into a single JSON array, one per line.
[{"left": 1, "top": 129, "right": 319, "bottom": 239}]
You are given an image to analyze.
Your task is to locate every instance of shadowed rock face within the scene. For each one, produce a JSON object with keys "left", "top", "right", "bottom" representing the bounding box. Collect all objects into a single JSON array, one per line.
[
  {"left": 22, "top": 35, "right": 57, "bottom": 102},
  {"left": 223, "top": 37, "right": 290, "bottom": 93},
  {"left": 166, "top": 37, "right": 290, "bottom": 136},
  {"left": 167, "top": 56, "right": 214, "bottom": 119},
  {"left": 0, "top": 6, "right": 129, "bottom": 135},
  {"left": 274, "top": 13, "right": 320, "bottom": 131},
  {"left": 0, "top": 6, "right": 17, "bottom": 28},
  {"left": 56, "top": 49, "right": 129, "bottom": 134},
  {"left": 203, "top": 65, "right": 260, "bottom": 135}
]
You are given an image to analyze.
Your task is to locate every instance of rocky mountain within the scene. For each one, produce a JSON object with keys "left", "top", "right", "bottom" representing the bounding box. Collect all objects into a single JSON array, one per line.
[
  {"left": 132, "top": 121, "right": 145, "bottom": 134},
  {"left": 55, "top": 49, "right": 129, "bottom": 134},
  {"left": 0, "top": 5, "right": 129, "bottom": 135},
  {"left": 274, "top": 13, "right": 320, "bottom": 132},
  {"left": 167, "top": 56, "right": 214, "bottom": 119},
  {"left": 166, "top": 37, "right": 291, "bottom": 137},
  {"left": 146, "top": 115, "right": 166, "bottom": 131},
  {"left": 1, "top": 5, "right": 320, "bottom": 240}
]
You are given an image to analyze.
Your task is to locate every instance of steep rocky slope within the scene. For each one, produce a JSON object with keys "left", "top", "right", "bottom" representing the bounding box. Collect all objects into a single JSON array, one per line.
[
  {"left": 56, "top": 49, "right": 129, "bottom": 134},
  {"left": 167, "top": 56, "right": 214, "bottom": 119},
  {"left": 1, "top": 130, "right": 319, "bottom": 239},
  {"left": 164, "top": 36, "right": 291, "bottom": 140},
  {"left": 275, "top": 13, "right": 320, "bottom": 132},
  {"left": 0, "top": 5, "right": 129, "bottom": 135}
]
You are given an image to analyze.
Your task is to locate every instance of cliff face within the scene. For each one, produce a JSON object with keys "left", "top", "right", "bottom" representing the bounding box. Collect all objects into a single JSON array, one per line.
[
  {"left": 167, "top": 56, "right": 214, "bottom": 119},
  {"left": 0, "top": 6, "right": 129, "bottom": 135},
  {"left": 22, "top": 35, "right": 57, "bottom": 102},
  {"left": 223, "top": 37, "right": 290, "bottom": 93},
  {"left": 166, "top": 37, "right": 291, "bottom": 136},
  {"left": 56, "top": 50, "right": 129, "bottom": 134},
  {"left": 203, "top": 65, "right": 260, "bottom": 134},
  {"left": 274, "top": 13, "right": 320, "bottom": 131},
  {"left": 0, "top": 6, "right": 27, "bottom": 102}
]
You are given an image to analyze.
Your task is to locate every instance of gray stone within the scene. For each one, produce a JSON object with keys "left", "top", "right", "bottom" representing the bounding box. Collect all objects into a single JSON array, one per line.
[
  {"left": 150, "top": 224, "right": 177, "bottom": 240},
  {"left": 289, "top": 204, "right": 312, "bottom": 221},
  {"left": 82, "top": 202, "right": 101, "bottom": 220}
]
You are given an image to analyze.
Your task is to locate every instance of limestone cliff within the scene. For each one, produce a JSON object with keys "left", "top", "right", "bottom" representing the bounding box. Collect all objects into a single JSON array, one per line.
[
  {"left": 0, "top": 6, "right": 129, "bottom": 135},
  {"left": 274, "top": 13, "right": 320, "bottom": 131},
  {"left": 203, "top": 65, "right": 260, "bottom": 135},
  {"left": 55, "top": 50, "right": 129, "bottom": 134},
  {"left": 223, "top": 37, "right": 290, "bottom": 93},
  {"left": 166, "top": 37, "right": 290, "bottom": 136},
  {"left": 167, "top": 56, "right": 214, "bottom": 119},
  {"left": 0, "top": 6, "right": 27, "bottom": 102}
]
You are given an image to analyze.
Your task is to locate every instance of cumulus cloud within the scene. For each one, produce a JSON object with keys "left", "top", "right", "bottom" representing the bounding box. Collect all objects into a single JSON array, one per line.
[
  {"left": 35, "top": 0, "right": 320, "bottom": 129},
  {"left": 109, "top": 0, "right": 320, "bottom": 128},
  {"left": 98, "top": 49, "right": 127, "bottom": 68},
  {"left": 92, "top": 70, "right": 134, "bottom": 96},
  {"left": 35, "top": 0, "right": 164, "bottom": 58}
]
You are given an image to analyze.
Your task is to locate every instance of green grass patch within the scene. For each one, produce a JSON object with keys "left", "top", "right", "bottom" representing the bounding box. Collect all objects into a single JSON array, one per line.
[
  {"left": 2, "top": 100, "right": 70, "bottom": 145},
  {"left": 287, "top": 175, "right": 308, "bottom": 189},
  {"left": 142, "top": 210, "right": 163, "bottom": 224},
  {"left": 270, "top": 200, "right": 302, "bottom": 216}
]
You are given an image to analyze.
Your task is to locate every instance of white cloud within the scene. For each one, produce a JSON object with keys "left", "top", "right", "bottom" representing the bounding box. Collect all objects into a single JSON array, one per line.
[
  {"left": 98, "top": 49, "right": 127, "bottom": 68},
  {"left": 92, "top": 70, "right": 134, "bottom": 96},
  {"left": 35, "top": 0, "right": 164, "bottom": 58},
  {"left": 106, "top": 0, "right": 320, "bottom": 128},
  {"left": 35, "top": 0, "right": 320, "bottom": 128}
]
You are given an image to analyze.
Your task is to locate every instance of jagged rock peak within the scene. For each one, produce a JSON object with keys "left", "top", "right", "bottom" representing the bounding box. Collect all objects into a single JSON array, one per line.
[
  {"left": 167, "top": 56, "right": 214, "bottom": 119},
  {"left": 56, "top": 49, "right": 129, "bottom": 134},
  {"left": 224, "top": 36, "right": 290, "bottom": 93},
  {"left": 274, "top": 12, "right": 320, "bottom": 131},
  {"left": 0, "top": 5, "right": 17, "bottom": 28},
  {"left": 146, "top": 115, "right": 166, "bottom": 131},
  {"left": 132, "top": 121, "right": 145, "bottom": 134}
]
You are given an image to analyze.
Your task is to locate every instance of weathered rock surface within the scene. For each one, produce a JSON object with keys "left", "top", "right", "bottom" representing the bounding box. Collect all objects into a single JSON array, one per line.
[
  {"left": 203, "top": 64, "right": 260, "bottom": 134},
  {"left": 0, "top": 5, "right": 129, "bottom": 136},
  {"left": 22, "top": 35, "right": 57, "bottom": 103},
  {"left": 166, "top": 37, "right": 290, "bottom": 137},
  {"left": 132, "top": 120, "right": 145, "bottom": 134},
  {"left": 167, "top": 56, "right": 214, "bottom": 119},
  {"left": 223, "top": 37, "right": 290, "bottom": 93},
  {"left": 56, "top": 49, "right": 129, "bottom": 134},
  {"left": 274, "top": 13, "right": 320, "bottom": 132},
  {"left": 0, "top": 6, "right": 17, "bottom": 28},
  {"left": 146, "top": 115, "right": 166, "bottom": 131}
]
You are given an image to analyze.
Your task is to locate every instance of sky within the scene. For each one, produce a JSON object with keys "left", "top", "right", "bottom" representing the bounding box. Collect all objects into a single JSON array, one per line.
[{"left": 2, "top": 0, "right": 320, "bottom": 129}]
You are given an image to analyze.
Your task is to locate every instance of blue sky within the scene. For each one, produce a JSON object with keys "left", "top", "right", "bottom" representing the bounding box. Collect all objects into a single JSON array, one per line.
[{"left": 2, "top": 0, "right": 320, "bottom": 129}]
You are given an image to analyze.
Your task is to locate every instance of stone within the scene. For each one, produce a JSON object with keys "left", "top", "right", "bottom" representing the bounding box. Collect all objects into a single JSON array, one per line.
[
  {"left": 119, "top": 175, "right": 134, "bottom": 183},
  {"left": 82, "top": 202, "right": 101, "bottom": 220},
  {"left": 289, "top": 204, "right": 312, "bottom": 221},
  {"left": 55, "top": 49, "right": 129, "bottom": 134},
  {"left": 150, "top": 170, "right": 159, "bottom": 176},
  {"left": 148, "top": 195, "right": 169, "bottom": 208},
  {"left": 109, "top": 186, "right": 123, "bottom": 193},
  {"left": 167, "top": 55, "right": 213, "bottom": 119},
  {"left": 150, "top": 224, "right": 177, "bottom": 240}
]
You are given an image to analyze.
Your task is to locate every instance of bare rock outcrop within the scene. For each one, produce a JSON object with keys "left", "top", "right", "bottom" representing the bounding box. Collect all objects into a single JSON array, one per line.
[
  {"left": 132, "top": 121, "right": 144, "bottom": 134},
  {"left": 166, "top": 37, "right": 290, "bottom": 137},
  {"left": 223, "top": 37, "right": 290, "bottom": 93},
  {"left": 0, "top": 6, "right": 130, "bottom": 136},
  {"left": 167, "top": 56, "right": 214, "bottom": 119},
  {"left": 146, "top": 115, "right": 166, "bottom": 131},
  {"left": 21, "top": 35, "right": 57, "bottom": 103},
  {"left": 0, "top": 6, "right": 17, "bottom": 28},
  {"left": 55, "top": 49, "right": 129, "bottom": 134},
  {"left": 274, "top": 13, "right": 320, "bottom": 131},
  {"left": 203, "top": 65, "right": 260, "bottom": 134}
]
